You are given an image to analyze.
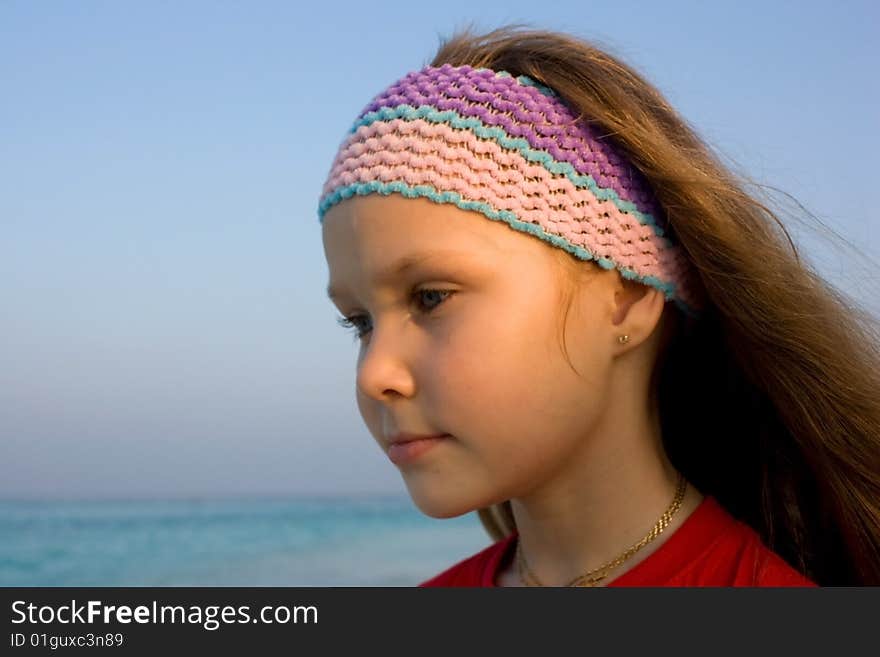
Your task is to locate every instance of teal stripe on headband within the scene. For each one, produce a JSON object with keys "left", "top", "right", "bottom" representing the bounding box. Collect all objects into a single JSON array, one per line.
[
  {"left": 493, "top": 70, "right": 559, "bottom": 97},
  {"left": 348, "top": 104, "right": 669, "bottom": 239},
  {"left": 317, "top": 179, "right": 697, "bottom": 318}
]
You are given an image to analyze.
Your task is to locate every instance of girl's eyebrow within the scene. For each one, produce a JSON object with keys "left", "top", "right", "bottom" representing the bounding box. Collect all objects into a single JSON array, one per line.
[{"left": 326, "top": 250, "right": 476, "bottom": 301}]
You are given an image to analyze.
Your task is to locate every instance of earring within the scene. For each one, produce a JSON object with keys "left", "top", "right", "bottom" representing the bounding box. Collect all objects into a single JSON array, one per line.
[{"left": 618, "top": 334, "right": 630, "bottom": 344}]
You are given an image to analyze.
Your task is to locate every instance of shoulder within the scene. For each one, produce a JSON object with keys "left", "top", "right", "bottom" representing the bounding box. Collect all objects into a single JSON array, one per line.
[
  {"left": 667, "top": 499, "right": 818, "bottom": 587},
  {"left": 751, "top": 543, "right": 818, "bottom": 587},
  {"left": 418, "top": 533, "right": 516, "bottom": 587}
]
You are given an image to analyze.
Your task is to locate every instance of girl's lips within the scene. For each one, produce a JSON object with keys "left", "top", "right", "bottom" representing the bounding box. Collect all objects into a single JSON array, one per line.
[{"left": 387, "top": 435, "right": 450, "bottom": 465}]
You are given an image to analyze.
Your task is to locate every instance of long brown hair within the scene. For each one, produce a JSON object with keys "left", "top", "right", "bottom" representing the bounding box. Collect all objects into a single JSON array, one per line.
[{"left": 428, "top": 23, "right": 880, "bottom": 585}]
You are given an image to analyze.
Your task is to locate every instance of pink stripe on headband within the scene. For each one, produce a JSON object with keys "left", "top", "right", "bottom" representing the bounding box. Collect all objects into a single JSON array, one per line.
[{"left": 322, "top": 117, "right": 694, "bottom": 297}]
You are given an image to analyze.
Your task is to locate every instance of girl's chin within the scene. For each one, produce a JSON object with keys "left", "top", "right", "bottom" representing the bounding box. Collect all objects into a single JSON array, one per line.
[{"left": 405, "top": 489, "right": 481, "bottom": 520}]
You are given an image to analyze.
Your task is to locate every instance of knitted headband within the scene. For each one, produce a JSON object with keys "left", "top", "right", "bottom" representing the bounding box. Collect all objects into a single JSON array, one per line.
[{"left": 317, "top": 62, "right": 704, "bottom": 317}]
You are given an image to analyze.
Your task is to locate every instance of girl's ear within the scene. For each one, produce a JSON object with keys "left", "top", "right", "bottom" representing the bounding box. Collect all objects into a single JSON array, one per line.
[{"left": 610, "top": 277, "right": 666, "bottom": 347}]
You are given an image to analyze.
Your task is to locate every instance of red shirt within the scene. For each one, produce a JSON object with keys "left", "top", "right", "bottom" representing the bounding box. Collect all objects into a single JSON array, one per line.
[{"left": 418, "top": 495, "right": 818, "bottom": 587}]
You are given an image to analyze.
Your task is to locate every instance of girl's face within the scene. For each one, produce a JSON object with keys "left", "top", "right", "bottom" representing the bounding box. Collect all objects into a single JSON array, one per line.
[{"left": 322, "top": 195, "right": 621, "bottom": 518}]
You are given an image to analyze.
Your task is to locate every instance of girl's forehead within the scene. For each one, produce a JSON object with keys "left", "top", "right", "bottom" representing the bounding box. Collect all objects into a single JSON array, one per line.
[
  {"left": 322, "top": 196, "right": 564, "bottom": 301},
  {"left": 322, "top": 195, "right": 534, "bottom": 257}
]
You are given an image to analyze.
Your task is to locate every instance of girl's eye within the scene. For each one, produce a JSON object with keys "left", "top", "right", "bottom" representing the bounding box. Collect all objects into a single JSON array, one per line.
[{"left": 335, "top": 288, "right": 456, "bottom": 342}]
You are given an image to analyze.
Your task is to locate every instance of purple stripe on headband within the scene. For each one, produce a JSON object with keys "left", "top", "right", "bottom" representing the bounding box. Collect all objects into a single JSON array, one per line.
[{"left": 359, "top": 64, "right": 663, "bottom": 221}]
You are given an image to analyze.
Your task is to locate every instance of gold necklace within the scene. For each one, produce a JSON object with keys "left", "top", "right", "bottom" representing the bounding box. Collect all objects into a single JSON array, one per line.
[{"left": 514, "top": 472, "right": 687, "bottom": 587}]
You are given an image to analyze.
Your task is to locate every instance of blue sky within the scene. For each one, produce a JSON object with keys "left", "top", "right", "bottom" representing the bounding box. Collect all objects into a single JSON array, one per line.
[{"left": 2, "top": 0, "right": 878, "bottom": 500}]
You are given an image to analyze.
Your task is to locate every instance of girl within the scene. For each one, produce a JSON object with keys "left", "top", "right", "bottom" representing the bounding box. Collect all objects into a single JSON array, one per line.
[{"left": 317, "top": 25, "right": 880, "bottom": 586}]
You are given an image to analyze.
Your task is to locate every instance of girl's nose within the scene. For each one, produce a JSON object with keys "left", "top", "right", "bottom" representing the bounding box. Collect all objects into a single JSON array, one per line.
[{"left": 355, "top": 324, "right": 417, "bottom": 402}]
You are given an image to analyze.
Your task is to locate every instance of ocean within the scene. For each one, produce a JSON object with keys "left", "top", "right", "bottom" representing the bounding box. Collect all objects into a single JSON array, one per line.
[{"left": 0, "top": 496, "right": 492, "bottom": 586}]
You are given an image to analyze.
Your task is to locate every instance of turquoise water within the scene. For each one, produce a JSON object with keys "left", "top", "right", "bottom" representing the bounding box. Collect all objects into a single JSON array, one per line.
[{"left": 0, "top": 496, "right": 491, "bottom": 586}]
